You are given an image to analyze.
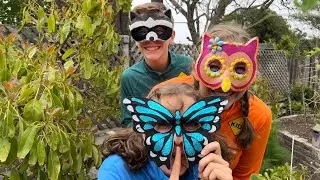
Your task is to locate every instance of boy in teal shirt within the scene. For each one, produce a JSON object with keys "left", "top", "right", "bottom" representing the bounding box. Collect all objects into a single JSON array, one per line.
[{"left": 120, "top": 2, "right": 192, "bottom": 126}]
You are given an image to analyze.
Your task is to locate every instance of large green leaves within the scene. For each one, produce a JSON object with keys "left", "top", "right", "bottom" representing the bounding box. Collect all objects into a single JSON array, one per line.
[
  {"left": 23, "top": 99, "right": 43, "bottom": 122},
  {"left": 37, "top": 139, "right": 46, "bottom": 166},
  {"left": 0, "top": 0, "right": 131, "bottom": 178},
  {"left": 17, "top": 125, "right": 40, "bottom": 158},
  {"left": 28, "top": 142, "right": 38, "bottom": 165},
  {"left": 1, "top": 109, "right": 15, "bottom": 138},
  {"left": 62, "top": 48, "right": 75, "bottom": 60},
  {"left": 48, "top": 149, "right": 60, "bottom": 180},
  {"left": 48, "top": 14, "right": 56, "bottom": 33},
  {"left": 0, "top": 138, "right": 11, "bottom": 162},
  {"left": 4, "top": 137, "right": 18, "bottom": 166},
  {"left": 76, "top": 14, "right": 94, "bottom": 36},
  {"left": 58, "top": 132, "right": 70, "bottom": 154}
]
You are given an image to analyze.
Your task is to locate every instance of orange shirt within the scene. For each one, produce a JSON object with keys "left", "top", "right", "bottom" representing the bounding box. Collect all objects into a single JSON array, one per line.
[{"left": 151, "top": 75, "right": 272, "bottom": 180}]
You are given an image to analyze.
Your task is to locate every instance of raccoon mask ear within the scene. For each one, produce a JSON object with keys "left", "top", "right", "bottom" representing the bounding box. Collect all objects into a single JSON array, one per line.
[
  {"left": 130, "top": 11, "right": 139, "bottom": 21},
  {"left": 164, "top": 9, "right": 172, "bottom": 19}
]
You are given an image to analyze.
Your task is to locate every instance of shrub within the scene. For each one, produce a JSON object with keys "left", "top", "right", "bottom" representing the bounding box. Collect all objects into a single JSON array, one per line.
[{"left": 0, "top": 0, "right": 130, "bottom": 179}]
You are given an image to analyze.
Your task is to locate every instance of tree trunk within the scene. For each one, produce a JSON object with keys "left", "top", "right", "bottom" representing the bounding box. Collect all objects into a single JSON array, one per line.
[{"left": 114, "top": 11, "right": 129, "bottom": 35}]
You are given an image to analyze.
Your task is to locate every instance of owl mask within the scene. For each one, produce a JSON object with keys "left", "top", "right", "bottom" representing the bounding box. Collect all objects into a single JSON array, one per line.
[{"left": 194, "top": 33, "right": 259, "bottom": 92}]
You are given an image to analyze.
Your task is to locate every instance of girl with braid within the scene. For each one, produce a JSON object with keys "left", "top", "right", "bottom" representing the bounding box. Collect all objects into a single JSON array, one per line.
[{"left": 150, "top": 23, "right": 272, "bottom": 179}]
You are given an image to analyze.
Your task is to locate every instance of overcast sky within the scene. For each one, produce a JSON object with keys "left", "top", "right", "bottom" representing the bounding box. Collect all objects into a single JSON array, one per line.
[{"left": 131, "top": 0, "right": 320, "bottom": 44}]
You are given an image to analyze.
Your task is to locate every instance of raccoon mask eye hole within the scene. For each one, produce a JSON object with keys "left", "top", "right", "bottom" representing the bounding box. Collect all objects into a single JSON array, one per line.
[{"left": 137, "top": 27, "right": 149, "bottom": 36}]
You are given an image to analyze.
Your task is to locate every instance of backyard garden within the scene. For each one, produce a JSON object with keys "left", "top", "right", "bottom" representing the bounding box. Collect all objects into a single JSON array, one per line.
[{"left": 0, "top": 0, "right": 320, "bottom": 179}]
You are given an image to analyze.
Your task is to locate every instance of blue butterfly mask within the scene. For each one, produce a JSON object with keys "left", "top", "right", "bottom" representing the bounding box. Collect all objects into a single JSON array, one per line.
[{"left": 123, "top": 96, "right": 228, "bottom": 168}]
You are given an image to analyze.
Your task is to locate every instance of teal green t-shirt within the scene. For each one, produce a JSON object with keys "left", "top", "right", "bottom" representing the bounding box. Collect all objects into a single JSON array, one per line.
[{"left": 120, "top": 52, "right": 193, "bottom": 127}]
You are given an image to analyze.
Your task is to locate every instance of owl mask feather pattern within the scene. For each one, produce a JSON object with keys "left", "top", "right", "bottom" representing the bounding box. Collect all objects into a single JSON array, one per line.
[
  {"left": 194, "top": 33, "right": 259, "bottom": 92},
  {"left": 123, "top": 96, "right": 228, "bottom": 169}
]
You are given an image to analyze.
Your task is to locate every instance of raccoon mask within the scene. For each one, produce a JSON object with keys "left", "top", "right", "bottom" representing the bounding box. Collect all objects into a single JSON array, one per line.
[{"left": 129, "top": 9, "right": 173, "bottom": 42}]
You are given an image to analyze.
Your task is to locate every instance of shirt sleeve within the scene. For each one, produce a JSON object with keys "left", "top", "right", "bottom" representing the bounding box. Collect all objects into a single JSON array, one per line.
[
  {"left": 232, "top": 104, "right": 272, "bottom": 180},
  {"left": 120, "top": 71, "right": 133, "bottom": 127}
]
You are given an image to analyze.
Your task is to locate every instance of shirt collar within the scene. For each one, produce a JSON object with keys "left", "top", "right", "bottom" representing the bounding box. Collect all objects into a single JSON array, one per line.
[{"left": 142, "top": 52, "right": 174, "bottom": 79}]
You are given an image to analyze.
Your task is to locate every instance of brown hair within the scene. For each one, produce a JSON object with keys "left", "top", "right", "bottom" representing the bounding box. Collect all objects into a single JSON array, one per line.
[
  {"left": 195, "top": 23, "right": 255, "bottom": 149},
  {"left": 103, "top": 83, "right": 232, "bottom": 171},
  {"left": 102, "top": 129, "right": 147, "bottom": 172},
  {"left": 133, "top": 2, "right": 167, "bottom": 15}
]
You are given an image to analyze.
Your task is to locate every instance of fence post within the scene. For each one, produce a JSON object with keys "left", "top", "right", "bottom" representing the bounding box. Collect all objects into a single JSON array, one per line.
[{"left": 120, "top": 35, "right": 130, "bottom": 69}]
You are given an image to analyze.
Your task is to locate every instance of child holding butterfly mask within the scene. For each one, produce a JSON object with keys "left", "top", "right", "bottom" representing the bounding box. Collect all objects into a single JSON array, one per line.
[
  {"left": 150, "top": 24, "right": 272, "bottom": 179},
  {"left": 98, "top": 83, "right": 232, "bottom": 180}
]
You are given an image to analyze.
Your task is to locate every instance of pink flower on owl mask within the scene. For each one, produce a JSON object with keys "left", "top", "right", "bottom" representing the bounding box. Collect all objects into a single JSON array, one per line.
[{"left": 194, "top": 33, "right": 259, "bottom": 92}]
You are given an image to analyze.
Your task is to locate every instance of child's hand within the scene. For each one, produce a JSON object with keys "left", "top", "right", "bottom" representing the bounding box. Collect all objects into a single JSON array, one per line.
[{"left": 198, "top": 141, "right": 232, "bottom": 180}]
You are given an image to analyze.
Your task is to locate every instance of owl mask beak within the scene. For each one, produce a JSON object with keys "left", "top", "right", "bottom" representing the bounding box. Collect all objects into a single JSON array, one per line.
[{"left": 221, "top": 77, "right": 231, "bottom": 92}]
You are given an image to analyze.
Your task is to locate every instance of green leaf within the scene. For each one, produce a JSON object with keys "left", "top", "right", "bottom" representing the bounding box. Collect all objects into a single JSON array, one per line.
[
  {"left": 47, "top": 67, "right": 56, "bottom": 82},
  {"left": 19, "top": 85, "right": 34, "bottom": 103},
  {"left": 18, "top": 119, "right": 24, "bottom": 139},
  {"left": 75, "top": 91, "right": 83, "bottom": 110},
  {"left": 48, "top": 14, "right": 56, "bottom": 33},
  {"left": 64, "top": 60, "right": 74, "bottom": 71},
  {"left": 3, "top": 111, "right": 15, "bottom": 138},
  {"left": 70, "top": 140, "right": 77, "bottom": 169},
  {"left": 0, "top": 138, "right": 11, "bottom": 162},
  {"left": 76, "top": 15, "right": 85, "bottom": 30},
  {"left": 84, "top": 138, "right": 92, "bottom": 158},
  {"left": 23, "top": 99, "right": 43, "bottom": 122},
  {"left": 0, "top": 50, "right": 7, "bottom": 71},
  {"left": 76, "top": 14, "right": 93, "bottom": 36},
  {"left": 39, "top": 92, "right": 52, "bottom": 108},
  {"left": 17, "top": 125, "right": 40, "bottom": 158},
  {"left": 28, "top": 47, "right": 37, "bottom": 59},
  {"left": 5, "top": 137, "right": 18, "bottom": 166},
  {"left": 92, "top": 145, "right": 99, "bottom": 166},
  {"left": 52, "top": 92, "right": 63, "bottom": 108},
  {"left": 60, "top": 20, "right": 71, "bottom": 44},
  {"left": 76, "top": 150, "right": 82, "bottom": 173},
  {"left": 82, "top": 0, "right": 93, "bottom": 14},
  {"left": 12, "top": 59, "right": 22, "bottom": 76},
  {"left": 83, "top": 15, "right": 93, "bottom": 36},
  {"left": 37, "top": 7, "right": 46, "bottom": 31},
  {"left": 10, "top": 170, "right": 20, "bottom": 180},
  {"left": 28, "top": 141, "right": 38, "bottom": 165},
  {"left": 47, "top": 130, "right": 59, "bottom": 151},
  {"left": 62, "top": 48, "right": 75, "bottom": 60},
  {"left": 78, "top": 168, "right": 86, "bottom": 180},
  {"left": 48, "top": 149, "right": 61, "bottom": 180},
  {"left": 0, "top": 83, "right": 5, "bottom": 94},
  {"left": 37, "top": 139, "right": 46, "bottom": 166},
  {"left": 58, "top": 132, "right": 70, "bottom": 153},
  {"left": 83, "top": 57, "right": 93, "bottom": 79},
  {"left": 38, "top": 7, "right": 45, "bottom": 20}
]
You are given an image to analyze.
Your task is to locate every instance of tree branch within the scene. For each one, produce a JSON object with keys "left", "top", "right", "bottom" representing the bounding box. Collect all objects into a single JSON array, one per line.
[
  {"left": 246, "top": 13, "right": 277, "bottom": 29},
  {"left": 168, "top": 0, "right": 188, "bottom": 17},
  {"left": 191, "top": 13, "right": 206, "bottom": 22},
  {"left": 207, "top": 0, "right": 233, "bottom": 30}
]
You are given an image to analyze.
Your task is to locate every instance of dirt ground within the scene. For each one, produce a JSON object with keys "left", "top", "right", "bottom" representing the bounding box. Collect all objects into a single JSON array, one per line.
[{"left": 278, "top": 114, "right": 317, "bottom": 142}]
